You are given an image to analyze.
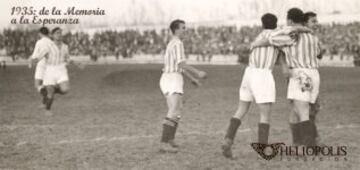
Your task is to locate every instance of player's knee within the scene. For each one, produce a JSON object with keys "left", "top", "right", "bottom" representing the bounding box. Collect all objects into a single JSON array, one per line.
[
  {"left": 298, "top": 111, "right": 310, "bottom": 121},
  {"left": 167, "top": 109, "right": 181, "bottom": 119},
  {"left": 167, "top": 114, "right": 180, "bottom": 120},
  {"left": 46, "top": 87, "right": 55, "bottom": 98},
  {"left": 310, "top": 104, "right": 320, "bottom": 115},
  {"left": 233, "top": 107, "right": 249, "bottom": 120},
  {"left": 289, "top": 111, "right": 299, "bottom": 123},
  {"left": 259, "top": 116, "right": 270, "bottom": 124},
  {"left": 58, "top": 83, "right": 70, "bottom": 94},
  {"left": 34, "top": 80, "right": 42, "bottom": 88},
  {"left": 233, "top": 111, "right": 246, "bottom": 120},
  {"left": 61, "top": 87, "right": 70, "bottom": 94},
  {"left": 259, "top": 112, "right": 270, "bottom": 124}
]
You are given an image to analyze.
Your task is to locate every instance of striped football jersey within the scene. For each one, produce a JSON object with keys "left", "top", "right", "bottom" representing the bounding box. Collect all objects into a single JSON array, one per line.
[
  {"left": 268, "top": 26, "right": 321, "bottom": 69},
  {"left": 162, "top": 37, "right": 186, "bottom": 73},
  {"left": 249, "top": 30, "right": 280, "bottom": 69},
  {"left": 31, "top": 37, "right": 65, "bottom": 66}
]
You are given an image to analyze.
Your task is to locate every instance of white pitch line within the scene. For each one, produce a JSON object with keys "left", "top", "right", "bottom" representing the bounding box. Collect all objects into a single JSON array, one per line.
[{"left": 12, "top": 125, "right": 360, "bottom": 146}]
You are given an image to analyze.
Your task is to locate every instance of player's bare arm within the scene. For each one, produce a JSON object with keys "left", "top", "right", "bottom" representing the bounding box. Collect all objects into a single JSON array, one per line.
[
  {"left": 28, "top": 56, "right": 44, "bottom": 68},
  {"left": 317, "top": 42, "right": 325, "bottom": 59},
  {"left": 28, "top": 58, "right": 38, "bottom": 68},
  {"left": 251, "top": 25, "right": 312, "bottom": 50},
  {"left": 178, "top": 62, "right": 207, "bottom": 79},
  {"left": 183, "top": 70, "right": 202, "bottom": 86},
  {"left": 278, "top": 51, "right": 291, "bottom": 78},
  {"left": 28, "top": 47, "right": 42, "bottom": 68}
]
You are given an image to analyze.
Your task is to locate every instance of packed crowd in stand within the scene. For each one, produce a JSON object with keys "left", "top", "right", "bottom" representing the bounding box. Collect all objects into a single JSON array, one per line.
[{"left": 1, "top": 22, "right": 360, "bottom": 64}]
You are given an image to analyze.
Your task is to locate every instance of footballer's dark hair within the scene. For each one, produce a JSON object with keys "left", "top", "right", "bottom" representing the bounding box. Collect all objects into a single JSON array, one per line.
[
  {"left": 261, "top": 13, "right": 277, "bottom": 29},
  {"left": 169, "top": 19, "right": 185, "bottom": 34},
  {"left": 39, "top": 27, "right": 49, "bottom": 35},
  {"left": 51, "top": 27, "right": 62, "bottom": 34},
  {"left": 304, "top": 11, "right": 317, "bottom": 23},
  {"left": 287, "top": 8, "right": 304, "bottom": 24}
]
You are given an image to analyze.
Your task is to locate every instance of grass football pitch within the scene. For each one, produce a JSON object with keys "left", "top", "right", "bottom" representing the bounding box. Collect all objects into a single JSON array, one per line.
[{"left": 0, "top": 64, "right": 359, "bottom": 169}]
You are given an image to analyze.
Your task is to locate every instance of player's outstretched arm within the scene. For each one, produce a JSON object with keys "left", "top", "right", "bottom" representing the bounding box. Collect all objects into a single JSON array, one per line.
[
  {"left": 176, "top": 42, "right": 206, "bottom": 79},
  {"left": 179, "top": 62, "right": 207, "bottom": 79},
  {"left": 183, "top": 70, "right": 202, "bottom": 87},
  {"left": 256, "top": 27, "right": 310, "bottom": 48},
  {"left": 28, "top": 57, "right": 39, "bottom": 68},
  {"left": 317, "top": 41, "right": 325, "bottom": 60}
]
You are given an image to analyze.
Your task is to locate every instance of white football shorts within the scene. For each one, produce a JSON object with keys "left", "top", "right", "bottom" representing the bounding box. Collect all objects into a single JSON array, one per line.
[
  {"left": 239, "top": 67, "right": 276, "bottom": 103},
  {"left": 287, "top": 68, "right": 320, "bottom": 103},
  {"left": 43, "top": 65, "right": 69, "bottom": 86},
  {"left": 160, "top": 72, "right": 184, "bottom": 95},
  {"left": 34, "top": 59, "right": 46, "bottom": 80}
]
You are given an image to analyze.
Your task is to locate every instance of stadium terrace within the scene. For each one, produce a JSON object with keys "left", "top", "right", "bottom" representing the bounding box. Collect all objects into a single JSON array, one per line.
[{"left": 66, "top": 7, "right": 105, "bottom": 15}]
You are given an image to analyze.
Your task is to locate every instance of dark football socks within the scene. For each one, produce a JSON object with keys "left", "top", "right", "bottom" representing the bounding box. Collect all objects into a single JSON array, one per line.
[
  {"left": 298, "top": 120, "right": 317, "bottom": 146},
  {"left": 224, "top": 117, "right": 241, "bottom": 143},
  {"left": 45, "top": 97, "right": 53, "bottom": 110},
  {"left": 167, "top": 118, "right": 178, "bottom": 141},
  {"left": 309, "top": 115, "right": 319, "bottom": 138},
  {"left": 290, "top": 123, "right": 301, "bottom": 145},
  {"left": 161, "top": 117, "right": 178, "bottom": 143},
  {"left": 40, "top": 87, "right": 47, "bottom": 104},
  {"left": 258, "top": 123, "right": 270, "bottom": 144}
]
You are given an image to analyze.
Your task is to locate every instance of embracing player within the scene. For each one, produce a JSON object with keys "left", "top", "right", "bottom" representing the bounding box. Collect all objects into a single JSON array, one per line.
[
  {"left": 304, "top": 11, "right": 322, "bottom": 143},
  {"left": 159, "top": 19, "right": 207, "bottom": 153},
  {"left": 29, "top": 27, "right": 70, "bottom": 112},
  {"left": 287, "top": 11, "right": 323, "bottom": 145},
  {"left": 253, "top": 8, "right": 322, "bottom": 147},
  {"left": 221, "top": 13, "right": 282, "bottom": 158},
  {"left": 283, "top": 8, "right": 322, "bottom": 147}
]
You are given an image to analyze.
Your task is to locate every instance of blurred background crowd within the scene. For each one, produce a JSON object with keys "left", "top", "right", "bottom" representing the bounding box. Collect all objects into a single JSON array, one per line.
[{"left": 1, "top": 22, "right": 360, "bottom": 64}]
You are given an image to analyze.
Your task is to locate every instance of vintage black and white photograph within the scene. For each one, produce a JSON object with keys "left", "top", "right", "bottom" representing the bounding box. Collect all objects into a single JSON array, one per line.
[{"left": 0, "top": 0, "right": 359, "bottom": 169}]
